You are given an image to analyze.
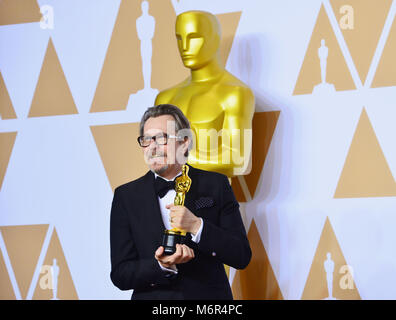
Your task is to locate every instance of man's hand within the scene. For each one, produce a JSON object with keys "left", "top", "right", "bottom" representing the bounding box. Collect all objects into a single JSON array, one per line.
[
  {"left": 155, "top": 244, "right": 195, "bottom": 269},
  {"left": 166, "top": 204, "right": 201, "bottom": 235}
]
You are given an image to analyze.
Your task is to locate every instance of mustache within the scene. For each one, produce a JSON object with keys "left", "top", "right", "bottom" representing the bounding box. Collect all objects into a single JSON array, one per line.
[{"left": 148, "top": 151, "right": 167, "bottom": 159}]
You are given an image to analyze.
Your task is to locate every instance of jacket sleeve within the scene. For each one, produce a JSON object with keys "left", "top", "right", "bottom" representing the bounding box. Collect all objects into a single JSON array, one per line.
[
  {"left": 109, "top": 187, "right": 174, "bottom": 291},
  {"left": 196, "top": 175, "right": 252, "bottom": 269}
]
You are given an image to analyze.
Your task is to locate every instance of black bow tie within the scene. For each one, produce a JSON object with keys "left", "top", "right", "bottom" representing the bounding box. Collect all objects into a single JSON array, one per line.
[{"left": 155, "top": 177, "right": 176, "bottom": 198}]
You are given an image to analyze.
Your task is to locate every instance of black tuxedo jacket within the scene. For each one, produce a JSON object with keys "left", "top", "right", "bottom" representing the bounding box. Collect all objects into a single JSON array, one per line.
[{"left": 110, "top": 164, "right": 251, "bottom": 300}]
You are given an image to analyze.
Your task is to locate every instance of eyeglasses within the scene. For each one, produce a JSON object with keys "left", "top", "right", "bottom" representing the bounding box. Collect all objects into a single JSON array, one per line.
[{"left": 137, "top": 132, "right": 179, "bottom": 147}]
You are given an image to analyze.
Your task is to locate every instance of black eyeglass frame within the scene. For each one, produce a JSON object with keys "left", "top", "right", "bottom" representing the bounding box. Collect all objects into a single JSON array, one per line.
[{"left": 137, "top": 132, "right": 180, "bottom": 147}]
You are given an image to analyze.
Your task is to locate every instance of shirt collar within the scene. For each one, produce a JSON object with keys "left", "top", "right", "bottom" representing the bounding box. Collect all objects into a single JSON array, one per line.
[{"left": 154, "top": 170, "right": 182, "bottom": 182}]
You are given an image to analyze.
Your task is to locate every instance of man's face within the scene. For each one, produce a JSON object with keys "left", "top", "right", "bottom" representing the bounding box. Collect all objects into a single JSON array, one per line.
[
  {"left": 175, "top": 12, "right": 219, "bottom": 70},
  {"left": 142, "top": 115, "right": 188, "bottom": 176}
]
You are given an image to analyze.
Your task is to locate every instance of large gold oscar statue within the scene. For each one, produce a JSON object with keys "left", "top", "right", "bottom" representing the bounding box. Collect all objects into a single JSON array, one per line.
[{"left": 155, "top": 11, "right": 255, "bottom": 177}]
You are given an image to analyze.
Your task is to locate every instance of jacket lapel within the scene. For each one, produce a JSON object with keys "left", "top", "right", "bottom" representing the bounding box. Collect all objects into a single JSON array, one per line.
[
  {"left": 140, "top": 171, "right": 166, "bottom": 248},
  {"left": 183, "top": 164, "right": 197, "bottom": 212}
]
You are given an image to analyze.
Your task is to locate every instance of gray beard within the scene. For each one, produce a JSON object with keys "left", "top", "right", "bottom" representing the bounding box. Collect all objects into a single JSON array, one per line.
[{"left": 150, "top": 165, "right": 169, "bottom": 176}]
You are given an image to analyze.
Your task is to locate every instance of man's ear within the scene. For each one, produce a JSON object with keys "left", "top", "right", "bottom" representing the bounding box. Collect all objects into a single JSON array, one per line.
[
  {"left": 184, "top": 136, "right": 193, "bottom": 155},
  {"left": 183, "top": 136, "right": 190, "bottom": 149},
  {"left": 176, "top": 128, "right": 194, "bottom": 158},
  {"left": 176, "top": 137, "right": 190, "bottom": 161}
]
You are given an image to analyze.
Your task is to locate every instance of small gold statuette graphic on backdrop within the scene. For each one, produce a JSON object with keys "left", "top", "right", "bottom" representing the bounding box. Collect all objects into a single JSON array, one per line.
[{"left": 161, "top": 164, "right": 192, "bottom": 255}]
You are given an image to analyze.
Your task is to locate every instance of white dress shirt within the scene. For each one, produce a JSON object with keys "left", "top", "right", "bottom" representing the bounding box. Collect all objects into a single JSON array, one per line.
[{"left": 154, "top": 171, "right": 204, "bottom": 274}]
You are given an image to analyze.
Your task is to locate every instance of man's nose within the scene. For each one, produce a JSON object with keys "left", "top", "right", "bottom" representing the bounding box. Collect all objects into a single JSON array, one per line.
[{"left": 148, "top": 142, "right": 158, "bottom": 152}]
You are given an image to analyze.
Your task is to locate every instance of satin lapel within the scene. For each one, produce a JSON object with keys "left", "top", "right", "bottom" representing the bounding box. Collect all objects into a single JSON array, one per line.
[
  {"left": 183, "top": 164, "right": 197, "bottom": 213},
  {"left": 141, "top": 171, "right": 165, "bottom": 248}
]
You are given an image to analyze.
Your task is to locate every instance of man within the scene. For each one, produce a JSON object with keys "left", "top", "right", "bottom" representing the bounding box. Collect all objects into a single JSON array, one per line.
[{"left": 110, "top": 104, "right": 251, "bottom": 300}]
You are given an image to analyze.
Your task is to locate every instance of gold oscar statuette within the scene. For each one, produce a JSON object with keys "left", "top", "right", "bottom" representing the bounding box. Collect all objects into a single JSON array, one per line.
[
  {"left": 161, "top": 164, "right": 192, "bottom": 255},
  {"left": 155, "top": 10, "right": 255, "bottom": 178}
]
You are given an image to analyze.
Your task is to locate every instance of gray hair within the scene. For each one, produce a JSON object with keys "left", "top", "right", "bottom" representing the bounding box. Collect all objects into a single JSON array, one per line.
[{"left": 139, "top": 104, "right": 193, "bottom": 156}]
